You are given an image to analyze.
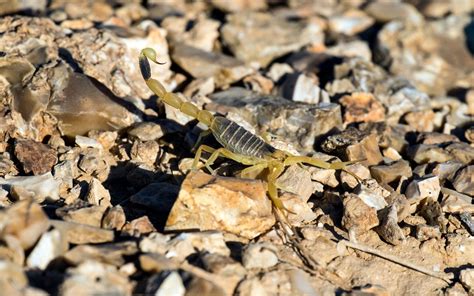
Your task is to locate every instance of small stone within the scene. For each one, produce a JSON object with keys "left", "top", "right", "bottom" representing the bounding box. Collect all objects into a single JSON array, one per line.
[
  {"left": 404, "top": 110, "right": 436, "bottom": 132},
  {"left": 64, "top": 241, "right": 138, "bottom": 267},
  {"left": 280, "top": 73, "right": 329, "bottom": 104},
  {"left": 328, "top": 10, "right": 374, "bottom": 36},
  {"left": 87, "top": 131, "right": 117, "bottom": 151},
  {"left": 0, "top": 235, "right": 24, "bottom": 265},
  {"left": 431, "top": 161, "right": 464, "bottom": 181},
  {"left": 211, "top": 0, "right": 267, "bottom": 12},
  {"left": 0, "top": 200, "right": 50, "bottom": 249},
  {"left": 340, "top": 163, "right": 371, "bottom": 189},
  {"left": 405, "top": 175, "right": 441, "bottom": 203},
  {"left": 56, "top": 200, "right": 107, "bottom": 227},
  {"left": 408, "top": 144, "right": 453, "bottom": 164},
  {"left": 366, "top": 1, "right": 423, "bottom": 25},
  {"left": 201, "top": 252, "right": 246, "bottom": 277},
  {"left": 85, "top": 178, "right": 111, "bottom": 207},
  {"left": 415, "top": 224, "right": 441, "bottom": 241},
  {"left": 60, "top": 19, "right": 94, "bottom": 30},
  {"left": 14, "top": 139, "right": 57, "bottom": 175},
  {"left": 465, "top": 127, "right": 474, "bottom": 143},
  {"left": 0, "top": 172, "right": 60, "bottom": 203},
  {"left": 75, "top": 136, "right": 102, "bottom": 149},
  {"left": 139, "top": 232, "right": 170, "bottom": 255},
  {"left": 165, "top": 171, "right": 275, "bottom": 239},
  {"left": 243, "top": 73, "right": 274, "bottom": 95},
  {"left": 353, "top": 179, "right": 390, "bottom": 211},
  {"left": 171, "top": 43, "right": 253, "bottom": 88},
  {"left": 441, "top": 189, "right": 474, "bottom": 214},
  {"left": 376, "top": 204, "right": 405, "bottom": 245},
  {"left": 59, "top": 261, "right": 132, "bottom": 296},
  {"left": 121, "top": 216, "right": 157, "bottom": 237},
  {"left": 242, "top": 243, "right": 279, "bottom": 269},
  {"left": 266, "top": 63, "right": 294, "bottom": 82},
  {"left": 370, "top": 160, "right": 412, "bottom": 184},
  {"left": 452, "top": 166, "right": 474, "bottom": 196},
  {"left": 236, "top": 278, "right": 268, "bottom": 296},
  {"left": 280, "top": 192, "right": 317, "bottom": 225},
  {"left": 326, "top": 40, "right": 372, "bottom": 61},
  {"left": 130, "top": 140, "right": 159, "bottom": 166},
  {"left": 347, "top": 133, "right": 383, "bottom": 166},
  {"left": 128, "top": 122, "right": 165, "bottom": 141},
  {"left": 417, "top": 132, "right": 459, "bottom": 145},
  {"left": 275, "top": 164, "right": 314, "bottom": 202},
  {"left": 154, "top": 271, "right": 185, "bottom": 296},
  {"left": 51, "top": 220, "right": 114, "bottom": 244},
  {"left": 340, "top": 92, "right": 385, "bottom": 124},
  {"left": 221, "top": 12, "right": 323, "bottom": 67},
  {"left": 308, "top": 166, "right": 338, "bottom": 188},
  {"left": 165, "top": 231, "right": 230, "bottom": 260},
  {"left": 460, "top": 269, "right": 474, "bottom": 292},
  {"left": 101, "top": 205, "right": 126, "bottom": 230},
  {"left": 382, "top": 147, "right": 402, "bottom": 161},
  {"left": 139, "top": 253, "right": 179, "bottom": 273},
  {"left": 342, "top": 193, "right": 379, "bottom": 237},
  {"left": 26, "top": 229, "right": 68, "bottom": 269},
  {"left": 0, "top": 261, "right": 28, "bottom": 295}
]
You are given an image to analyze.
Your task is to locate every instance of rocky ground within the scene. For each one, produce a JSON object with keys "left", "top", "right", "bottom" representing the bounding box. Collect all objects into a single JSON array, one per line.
[{"left": 0, "top": 0, "right": 473, "bottom": 295}]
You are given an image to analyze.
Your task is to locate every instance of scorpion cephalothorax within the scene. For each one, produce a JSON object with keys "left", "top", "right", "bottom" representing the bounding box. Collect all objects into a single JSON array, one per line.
[{"left": 139, "top": 47, "right": 354, "bottom": 212}]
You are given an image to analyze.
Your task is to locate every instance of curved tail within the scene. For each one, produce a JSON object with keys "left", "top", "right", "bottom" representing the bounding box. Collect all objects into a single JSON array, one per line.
[{"left": 139, "top": 48, "right": 214, "bottom": 127}]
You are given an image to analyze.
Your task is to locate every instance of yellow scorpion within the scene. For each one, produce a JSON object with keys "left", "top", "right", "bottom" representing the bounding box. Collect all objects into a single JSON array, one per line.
[{"left": 139, "top": 48, "right": 353, "bottom": 212}]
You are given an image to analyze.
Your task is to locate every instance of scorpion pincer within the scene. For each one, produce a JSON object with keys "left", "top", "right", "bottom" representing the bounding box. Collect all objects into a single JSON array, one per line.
[{"left": 139, "top": 48, "right": 355, "bottom": 213}]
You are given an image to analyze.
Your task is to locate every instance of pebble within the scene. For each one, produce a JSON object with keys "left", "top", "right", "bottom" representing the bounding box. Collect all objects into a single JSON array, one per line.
[
  {"left": 1, "top": 172, "right": 60, "bottom": 203},
  {"left": 165, "top": 171, "right": 275, "bottom": 239},
  {"left": 328, "top": 10, "right": 374, "bottom": 36},
  {"left": 342, "top": 193, "right": 379, "bottom": 237},
  {"left": 121, "top": 216, "right": 157, "bottom": 237},
  {"left": 376, "top": 204, "right": 406, "bottom": 245},
  {"left": 64, "top": 241, "right": 138, "bottom": 267},
  {"left": 51, "top": 220, "right": 114, "bottom": 244},
  {"left": 242, "top": 243, "right": 279, "bottom": 269},
  {"left": 452, "top": 166, "right": 474, "bottom": 196},
  {"left": 171, "top": 43, "right": 253, "bottom": 88},
  {"left": 14, "top": 139, "right": 57, "bottom": 175},
  {"left": 56, "top": 201, "right": 107, "bottom": 227},
  {"left": 339, "top": 92, "right": 385, "bottom": 124},
  {"left": 0, "top": 200, "right": 50, "bottom": 249},
  {"left": 154, "top": 271, "right": 186, "bottom": 296},
  {"left": 221, "top": 12, "right": 323, "bottom": 67},
  {"left": 59, "top": 261, "right": 132, "bottom": 296},
  {"left": 370, "top": 159, "right": 412, "bottom": 184},
  {"left": 280, "top": 73, "right": 329, "bottom": 104},
  {"left": 75, "top": 136, "right": 103, "bottom": 149},
  {"left": 128, "top": 122, "right": 165, "bottom": 141},
  {"left": 415, "top": 224, "right": 441, "bottom": 241},
  {"left": 101, "top": 205, "right": 126, "bottom": 230},
  {"left": 460, "top": 269, "right": 474, "bottom": 292},
  {"left": 405, "top": 175, "right": 441, "bottom": 203},
  {"left": 353, "top": 179, "right": 390, "bottom": 211},
  {"left": 275, "top": 164, "right": 314, "bottom": 202},
  {"left": 26, "top": 229, "right": 68, "bottom": 269}
]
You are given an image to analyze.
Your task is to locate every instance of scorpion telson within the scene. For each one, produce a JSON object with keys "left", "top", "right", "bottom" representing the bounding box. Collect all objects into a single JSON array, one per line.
[{"left": 139, "top": 47, "right": 356, "bottom": 213}]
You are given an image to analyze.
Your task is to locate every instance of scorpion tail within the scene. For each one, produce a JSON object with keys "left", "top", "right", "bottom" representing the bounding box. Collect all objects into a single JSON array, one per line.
[{"left": 139, "top": 48, "right": 214, "bottom": 127}]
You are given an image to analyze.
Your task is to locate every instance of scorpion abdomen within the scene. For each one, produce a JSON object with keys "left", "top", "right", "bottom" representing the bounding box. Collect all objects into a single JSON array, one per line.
[{"left": 211, "top": 116, "right": 275, "bottom": 158}]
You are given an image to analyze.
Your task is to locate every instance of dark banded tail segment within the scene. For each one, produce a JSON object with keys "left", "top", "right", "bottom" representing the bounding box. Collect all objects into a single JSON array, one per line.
[{"left": 211, "top": 116, "right": 276, "bottom": 158}]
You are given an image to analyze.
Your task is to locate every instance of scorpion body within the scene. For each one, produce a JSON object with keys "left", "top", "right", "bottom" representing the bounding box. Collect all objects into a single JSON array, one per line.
[{"left": 139, "top": 48, "right": 352, "bottom": 211}]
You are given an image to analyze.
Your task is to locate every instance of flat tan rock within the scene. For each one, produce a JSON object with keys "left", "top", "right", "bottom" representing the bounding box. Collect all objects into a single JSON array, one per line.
[{"left": 165, "top": 171, "right": 275, "bottom": 239}]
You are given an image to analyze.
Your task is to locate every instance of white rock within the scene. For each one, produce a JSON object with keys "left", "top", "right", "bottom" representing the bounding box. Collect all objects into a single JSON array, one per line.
[
  {"left": 75, "top": 136, "right": 103, "bottom": 149},
  {"left": 156, "top": 271, "right": 185, "bottom": 296},
  {"left": 0, "top": 172, "right": 60, "bottom": 202},
  {"left": 242, "top": 243, "right": 279, "bottom": 269},
  {"left": 405, "top": 175, "right": 440, "bottom": 201},
  {"left": 460, "top": 269, "right": 474, "bottom": 291},
  {"left": 27, "top": 229, "right": 67, "bottom": 269},
  {"left": 354, "top": 179, "right": 389, "bottom": 210},
  {"left": 266, "top": 63, "right": 293, "bottom": 82}
]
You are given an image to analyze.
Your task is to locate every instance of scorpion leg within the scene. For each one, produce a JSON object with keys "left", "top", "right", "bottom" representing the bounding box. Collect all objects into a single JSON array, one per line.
[
  {"left": 192, "top": 144, "right": 216, "bottom": 173},
  {"left": 191, "top": 129, "right": 212, "bottom": 153},
  {"left": 284, "top": 155, "right": 357, "bottom": 169},
  {"left": 239, "top": 163, "right": 268, "bottom": 179},
  {"left": 267, "top": 162, "right": 296, "bottom": 214}
]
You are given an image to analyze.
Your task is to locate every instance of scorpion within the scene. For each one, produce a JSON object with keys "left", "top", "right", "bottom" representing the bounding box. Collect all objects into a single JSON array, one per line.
[
  {"left": 139, "top": 48, "right": 456, "bottom": 287},
  {"left": 139, "top": 48, "right": 354, "bottom": 213}
]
